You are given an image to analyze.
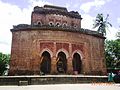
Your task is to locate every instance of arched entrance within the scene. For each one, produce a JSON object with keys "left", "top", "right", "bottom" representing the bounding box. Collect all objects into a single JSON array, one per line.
[
  {"left": 72, "top": 53, "right": 82, "bottom": 74},
  {"left": 40, "top": 51, "right": 51, "bottom": 74},
  {"left": 57, "top": 52, "right": 67, "bottom": 74}
]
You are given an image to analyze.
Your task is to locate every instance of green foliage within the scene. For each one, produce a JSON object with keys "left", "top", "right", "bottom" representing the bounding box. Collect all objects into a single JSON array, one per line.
[
  {"left": 105, "top": 39, "right": 120, "bottom": 68},
  {"left": 116, "top": 31, "right": 120, "bottom": 39},
  {"left": 93, "top": 14, "right": 112, "bottom": 36},
  {"left": 0, "top": 52, "right": 10, "bottom": 75}
]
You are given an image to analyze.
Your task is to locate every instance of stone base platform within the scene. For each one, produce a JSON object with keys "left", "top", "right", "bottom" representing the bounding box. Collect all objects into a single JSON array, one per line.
[{"left": 0, "top": 75, "right": 108, "bottom": 85}]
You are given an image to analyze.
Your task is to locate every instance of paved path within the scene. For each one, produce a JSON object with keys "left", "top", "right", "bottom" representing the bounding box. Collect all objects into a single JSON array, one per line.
[{"left": 0, "top": 84, "right": 120, "bottom": 90}]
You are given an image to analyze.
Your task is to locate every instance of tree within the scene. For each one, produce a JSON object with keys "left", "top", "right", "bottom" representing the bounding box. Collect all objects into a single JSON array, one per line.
[
  {"left": 93, "top": 14, "right": 112, "bottom": 36},
  {"left": 0, "top": 52, "right": 10, "bottom": 75},
  {"left": 105, "top": 39, "right": 120, "bottom": 69}
]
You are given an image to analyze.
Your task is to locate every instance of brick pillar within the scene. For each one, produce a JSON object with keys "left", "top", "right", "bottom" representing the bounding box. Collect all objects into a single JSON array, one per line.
[
  {"left": 67, "top": 57, "right": 73, "bottom": 74},
  {"left": 51, "top": 42, "right": 57, "bottom": 74},
  {"left": 67, "top": 43, "right": 73, "bottom": 74},
  {"left": 51, "top": 56, "right": 57, "bottom": 74}
]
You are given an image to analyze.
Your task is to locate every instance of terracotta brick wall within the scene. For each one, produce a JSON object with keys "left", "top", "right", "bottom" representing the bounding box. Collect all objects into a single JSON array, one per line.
[
  {"left": 9, "top": 29, "right": 106, "bottom": 75},
  {"left": 31, "top": 13, "right": 81, "bottom": 28}
]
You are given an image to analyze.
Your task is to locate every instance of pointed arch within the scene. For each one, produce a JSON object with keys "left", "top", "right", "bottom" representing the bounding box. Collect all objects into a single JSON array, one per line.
[
  {"left": 40, "top": 51, "right": 51, "bottom": 74},
  {"left": 56, "top": 48, "right": 69, "bottom": 58},
  {"left": 72, "top": 53, "right": 82, "bottom": 74},
  {"left": 56, "top": 51, "right": 67, "bottom": 73},
  {"left": 40, "top": 48, "right": 53, "bottom": 58},
  {"left": 72, "top": 50, "right": 84, "bottom": 74},
  {"left": 72, "top": 50, "right": 84, "bottom": 60}
]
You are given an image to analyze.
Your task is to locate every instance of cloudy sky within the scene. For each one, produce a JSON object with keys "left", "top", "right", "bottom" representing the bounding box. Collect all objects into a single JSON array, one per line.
[{"left": 0, "top": 0, "right": 120, "bottom": 54}]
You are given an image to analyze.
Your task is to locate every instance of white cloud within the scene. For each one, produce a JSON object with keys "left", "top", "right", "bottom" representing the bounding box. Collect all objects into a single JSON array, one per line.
[
  {"left": 0, "top": 0, "right": 116, "bottom": 54},
  {"left": 0, "top": 1, "right": 31, "bottom": 54},
  {"left": 106, "top": 27, "right": 119, "bottom": 40},
  {"left": 0, "top": 43, "right": 10, "bottom": 54},
  {"left": 0, "top": 0, "right": 51, "bottom": 54},
  {"left": 65, "top": 3, "right": 70, "bottom": 9},
  {"left": 81, "top": 14, "right": 95, "bottom": 30},
  {"left": 117, "top": 18, "right": 120, "bottom": 24},
  {"left": 80, "top": 0, "right": 110, "bottom": 13},
  {"left": 29, "top": 0, "right": 52, "bottom": 7}
]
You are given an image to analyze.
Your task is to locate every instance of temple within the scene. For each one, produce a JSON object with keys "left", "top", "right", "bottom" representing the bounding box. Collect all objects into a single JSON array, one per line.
[{"left": 9, "top": 5, "right": 107, "bottom": 75}]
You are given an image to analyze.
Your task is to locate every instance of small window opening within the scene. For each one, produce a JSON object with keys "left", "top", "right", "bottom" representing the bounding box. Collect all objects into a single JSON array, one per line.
[
  {"left": 63, "top": 23, "right": 67, "bottom": 28},
  {"left": 49, "top": 22, "right": 54, "bottom": 26},
  {"left": 37, "top": 21, "right": 42, "bottom": 26},
  {"left": 56, "top": 22, "right": 60, "bottom": 27},
  {"left": 74, "top": 25, "right": 77, "bottom": 28}
]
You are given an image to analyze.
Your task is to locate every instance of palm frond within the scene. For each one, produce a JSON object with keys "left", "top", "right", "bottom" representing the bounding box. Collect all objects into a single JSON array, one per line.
[
  {"left": 93, "top": 13, "right": 112, "bottom": 36},
  {"left": 105, "top": 14, "right": 109, "bottom": 21},
  {"left": 93, "top": 23, "right": 100, "bottom": 28},
  {"left": 98, "top": 26, "right": 101, "bottom": 32},
  {"left": 107, "top": 22, "right": 112, "bottom": 27}
]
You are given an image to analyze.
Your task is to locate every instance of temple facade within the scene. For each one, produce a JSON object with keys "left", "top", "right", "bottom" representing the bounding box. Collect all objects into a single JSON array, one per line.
[{"left": 9, "top": 5, "right": 107, "bottom": 75}]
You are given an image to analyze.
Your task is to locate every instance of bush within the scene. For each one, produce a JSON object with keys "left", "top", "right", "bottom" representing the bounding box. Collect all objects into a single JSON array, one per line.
[
  {"left": 0, "top": 52, "right": 10, "bottom": 75},
  {"left": 113, "top": 74, "right": 120, "bottom": 83}
]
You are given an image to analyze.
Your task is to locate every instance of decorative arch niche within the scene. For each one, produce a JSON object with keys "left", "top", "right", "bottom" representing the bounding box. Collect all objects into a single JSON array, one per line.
[
  {"left": 56, "top": 51, "right": 67, "bottom": 74},
  {"left": 37, "top": 21, "right": 42, "bottom": 26},
  {"left": 40, "top": 51, "right": 51, "bottom": 74},
  {"left": 49, "top": 21, "right": 54, "bottom": 26},
  {"left": 72, "top": 52, "right": 82, "bottom": 74}
]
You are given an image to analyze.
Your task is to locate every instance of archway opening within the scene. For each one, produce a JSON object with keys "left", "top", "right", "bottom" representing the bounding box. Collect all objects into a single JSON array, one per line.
[
  {"left": 72, "top": 53, "right": 82, "bottom": 74},
  {"left": 57, "top": 52, "right": 67, "bottom": 74},
  {"left": 40, "top": 51, "right": 51, "bottom": 74}
]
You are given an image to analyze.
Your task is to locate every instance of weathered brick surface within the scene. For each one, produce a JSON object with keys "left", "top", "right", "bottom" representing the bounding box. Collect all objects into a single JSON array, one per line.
[
  {"left": 9, "top": 30, "right": 107, "bottom": 75},
  {"left": 31, "top": 12, "right": 81, "bottom": 29},
  {"left": 9, "top": 5, "right": 106, "bottom": 75}
]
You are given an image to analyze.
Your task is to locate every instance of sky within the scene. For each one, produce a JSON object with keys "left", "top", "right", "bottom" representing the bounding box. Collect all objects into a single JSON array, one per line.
[{"left": 0, "top": 0, "right": 120, "bottom": 54}]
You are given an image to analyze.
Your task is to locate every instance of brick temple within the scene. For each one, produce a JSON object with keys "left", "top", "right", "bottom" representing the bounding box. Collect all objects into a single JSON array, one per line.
[{"left": 9, "top": 5, "right": 107, "bottom": 75}]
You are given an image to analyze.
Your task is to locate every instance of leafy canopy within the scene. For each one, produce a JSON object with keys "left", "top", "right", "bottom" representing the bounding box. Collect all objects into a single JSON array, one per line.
[
  {"left": 105, "top": 39, "right": 120, "bottom": 68},
  {"left": 0, "top": 52, "right": 10, "bottom": 75}
]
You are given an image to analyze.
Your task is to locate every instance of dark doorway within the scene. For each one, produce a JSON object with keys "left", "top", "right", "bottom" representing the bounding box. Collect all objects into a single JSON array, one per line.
[
  {"left": 72, "top": 53, "right": 82, "bottom": 74},
  {"left": 57, "top": 52, "right": 67, "bottom": 74},
  {"left": 40, "top": 51, "right": 51, "bottom": 74}
]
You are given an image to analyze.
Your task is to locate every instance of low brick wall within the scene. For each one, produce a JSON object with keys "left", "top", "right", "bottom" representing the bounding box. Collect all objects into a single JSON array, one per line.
[{"left": 0, "top": 75, "right": 108, "bottom": 85}]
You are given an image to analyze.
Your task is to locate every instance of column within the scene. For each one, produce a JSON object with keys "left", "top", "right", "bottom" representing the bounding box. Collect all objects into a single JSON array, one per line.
[
  {"left": 51, "top": 56, "right": 57, "bottom": 74},
  {"left": 67, "top": 43, "right": 73, "bottom": 74},
  {"left": 83, "top": 42, "right": 91, "bottom": 74},
  {"left": 67, "top": 57, "right": 73, "bottom": 74},
  {"left": 51, "top": 42, "right": 57, "bottom": 74}
]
